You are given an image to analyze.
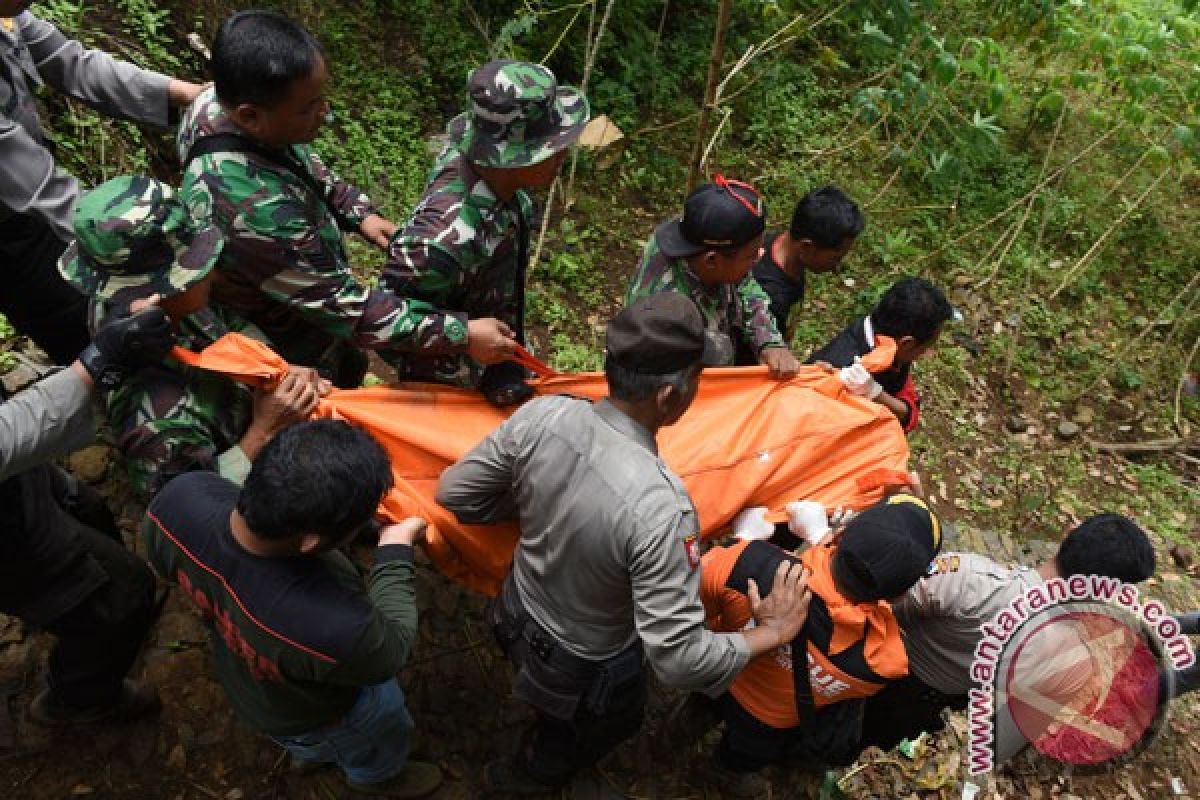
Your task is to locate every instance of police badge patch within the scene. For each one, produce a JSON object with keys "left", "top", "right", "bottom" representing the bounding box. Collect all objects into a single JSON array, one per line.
[{"left": 683, "top": 533, "right": 701, "bottom": 570}]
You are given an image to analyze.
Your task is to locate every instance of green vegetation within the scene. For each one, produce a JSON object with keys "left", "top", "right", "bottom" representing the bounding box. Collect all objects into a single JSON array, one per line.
[{"left": 21, "top": 0, "right": 1199, "bottom": 542}]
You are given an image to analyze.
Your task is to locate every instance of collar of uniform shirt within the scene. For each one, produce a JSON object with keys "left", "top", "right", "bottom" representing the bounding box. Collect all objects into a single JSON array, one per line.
[{"left": 594, "top": 399, "right": 659, "bottom": 456}]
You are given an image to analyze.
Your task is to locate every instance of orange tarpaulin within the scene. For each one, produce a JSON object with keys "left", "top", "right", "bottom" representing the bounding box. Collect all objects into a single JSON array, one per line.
[{"left": 172, "top": 334, "right": 911, "bottom": 596}]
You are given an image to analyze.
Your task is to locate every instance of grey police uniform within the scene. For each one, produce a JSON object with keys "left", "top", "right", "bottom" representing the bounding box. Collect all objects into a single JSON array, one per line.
[
  {"left": 894, "top": 551, "right": 1046, "bottom": 696},
  {"left": 437, "top": 394, "right": 750, "bottom": 785},
  {"left": 1, "top": 11, "right": 171, "bottom": 362}
]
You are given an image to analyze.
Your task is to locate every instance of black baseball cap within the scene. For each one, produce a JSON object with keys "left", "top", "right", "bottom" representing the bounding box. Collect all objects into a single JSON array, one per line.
[
  {"left": 832, "top": 494, "right": 943, "bottom": 603},
  {"left": 655, "top": 175, "right": 767, "bottom": 258},
  {"left": 607, "top": 293, "right": 706, "bottom": 374}
]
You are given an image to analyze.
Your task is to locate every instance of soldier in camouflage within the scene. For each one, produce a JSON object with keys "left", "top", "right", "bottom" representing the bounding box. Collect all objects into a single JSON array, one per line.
[
  {"left": 60, "top": 176, "right": 322, "bottom": 500},
  {"left": 625, "top": 177, "right": 801, "bottom": 378},
  {"left": 177, "top": 11, "right": 503, "bottom": 388},
  {"left": 383, "top": 59, "right": 590, "bottom": 404}
]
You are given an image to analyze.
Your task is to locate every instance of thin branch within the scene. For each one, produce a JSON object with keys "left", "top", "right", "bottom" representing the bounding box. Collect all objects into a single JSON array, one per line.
[
  {"left": 698, "top": 106, "right": 733, "bottom": 175},
  {"left": 565, "top": 0, "right": 616, "bottom": 206},
  {"left": 1048, "top": 166, "right": 1172, "bottom": 300},
  {"left": 632, "top": 110, "right": 703, "bottom": 138},
  {"left": 648, "top": 0, "right": 670, "bottom": 101},
  {"left": 538, "top": 2, "right": 588, "bottom": 64},
  {"left": 1175, "top": 326, "right": 1200, "bottom": 438},
  {"left": 1074, "top": 271, "right": 1199, "bottom": 400},
  {"left": 913, "top": 126, "right": 1122, "bottom": 265},
  {"left": 976, "top": 100, "right": 1068, "bottom": 290},
  {"left": 530, "top": 176, "right": 560, "bottom": 273}
]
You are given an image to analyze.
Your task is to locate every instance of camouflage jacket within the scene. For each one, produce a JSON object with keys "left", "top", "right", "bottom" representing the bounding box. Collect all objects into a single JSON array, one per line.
[
  {"left": 92, "top": 302, "right": 256, "bottom": 501},
  {"left": 176, "top": 87, "right": 468, "bottom": 372},
  {"left": 382, "top": 144, "right": 534, "bottom": 387},
  {"left": 624, "top": 234, "right": 785, "bottom": 365}
]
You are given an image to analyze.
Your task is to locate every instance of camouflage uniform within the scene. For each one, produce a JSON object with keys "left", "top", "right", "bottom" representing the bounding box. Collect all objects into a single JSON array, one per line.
[
  {"left": 624, "top": 234, "right": 785, "bottom": 366},
  {"left": 60, "top": 176, "right": 257, "bottom": 500},
  {"left": 382, "top": 60, "right": 589, "bottom": 387},
  {"left": 176, "top": 86, "right": 468, "bottom": 380}
]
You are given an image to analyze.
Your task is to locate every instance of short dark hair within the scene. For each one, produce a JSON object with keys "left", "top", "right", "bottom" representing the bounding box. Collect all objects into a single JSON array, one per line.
[
  {"left": 604, "top": 357, "right": 699, "bottom": 404},
  {"left": 237, "top": 419, "right": 393, "bottom": 542},
  {"left": 870, "top": 277, "right": 955, "bottom": 344},
  {"left": 790, "top": 185, "right": 865, "bottom": 248},
  {"left": 211, "top": 10, "right": 323, "bottom": 108},
  {"left": 1056, "top": 513, "right": 1156, "bottom": 584}
]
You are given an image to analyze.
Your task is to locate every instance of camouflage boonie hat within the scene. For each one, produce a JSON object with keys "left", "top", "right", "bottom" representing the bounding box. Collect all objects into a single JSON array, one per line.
[
  {"left": 59, "top": 176, "right": 222, "bottom": 306},
  {"left": 448, "top": 59, "right": 590, "bottom": 168}
]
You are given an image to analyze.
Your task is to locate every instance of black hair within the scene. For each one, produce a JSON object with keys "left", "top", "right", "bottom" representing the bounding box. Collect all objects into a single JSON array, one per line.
[
  {"left": 1056, "top": 513, "right": 1156, "bottom": 584},
  {"left": 870, "top": 277, "right": 955, "bottom": 344},
  {"left": 604, "top": 357, "right": 699, "bottom": 404},
  {"left": 237, "top": 419, "right": 393, "bottom": 542},
  {"left": 790, "top": 185, "right": 865, "bottom": 249},
  {"left": 211, "top": 10, "right": 323, "bottom": 108}
]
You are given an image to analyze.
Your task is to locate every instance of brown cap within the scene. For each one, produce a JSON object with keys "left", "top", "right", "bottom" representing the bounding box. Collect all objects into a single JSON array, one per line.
[{"left": 606, "top": 293, "right": 706, "bottom": 375}]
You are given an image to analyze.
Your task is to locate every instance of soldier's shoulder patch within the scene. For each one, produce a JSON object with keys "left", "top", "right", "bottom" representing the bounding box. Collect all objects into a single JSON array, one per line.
[{"left": 1, "top": 18, "right": 14, "bottom": 33}]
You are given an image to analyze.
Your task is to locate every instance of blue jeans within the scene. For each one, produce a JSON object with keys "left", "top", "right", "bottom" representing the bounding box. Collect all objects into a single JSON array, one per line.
[{"left": 271, "top": 680, "right": 414, "bottom": 785}]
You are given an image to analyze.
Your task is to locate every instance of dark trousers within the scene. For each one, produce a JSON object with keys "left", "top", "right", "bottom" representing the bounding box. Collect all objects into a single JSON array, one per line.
[
  {"left": 0, "top": 213, "right": 90, "bottom": 365},
  {"left": 516, "top": 671, "right": 645, "bottom": 786},
  {"left": 860, "top": 675, "right": 966, "bottom": 752},
  {"left": 38, "top": 526, "right": 157, "bottom": 709},
  {"left": 490, "top": 582, "right": 646, "bottom": 787},
  {"left": 714, "top": 692, "right": 798, "bottom": 772}
]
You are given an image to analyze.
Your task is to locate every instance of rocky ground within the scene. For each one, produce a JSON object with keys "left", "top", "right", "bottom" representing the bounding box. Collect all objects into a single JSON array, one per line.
[
  {"left": 0, "top": 350, "right": 1195, "bottom": 800},
  {"left": 0, "top": 465, "right": 1195, "bottom": 799}
]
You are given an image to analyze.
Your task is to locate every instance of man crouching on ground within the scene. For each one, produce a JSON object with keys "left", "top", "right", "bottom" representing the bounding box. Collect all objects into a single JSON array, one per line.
[
  {"left": 437, "top": 292, "right": 813, "bottom": 793},
  {"left": 142, "top": 420, "right": 441, "bottom": 798}
]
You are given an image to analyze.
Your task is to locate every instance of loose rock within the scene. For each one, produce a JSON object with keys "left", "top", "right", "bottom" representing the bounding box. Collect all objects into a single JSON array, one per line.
[
  {"left": 1006, "top": 415, "right": 1029, "bottom": 434},
  {"left": 67, "top": 445, "right": 111, "bottom": 484},
  {"left": 1056, "top": 421, "right": 1081, "bottom": 440}
]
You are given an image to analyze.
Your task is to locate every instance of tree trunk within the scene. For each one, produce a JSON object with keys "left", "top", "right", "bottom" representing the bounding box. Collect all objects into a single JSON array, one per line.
[{"left": 686, "top": 0, "right": 733, "bottom": 195}]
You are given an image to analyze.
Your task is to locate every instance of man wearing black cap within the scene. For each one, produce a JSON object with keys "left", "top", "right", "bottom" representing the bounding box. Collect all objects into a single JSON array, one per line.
[
  {"left": 681, "top": 494, "right": 941, "bottom": 795},
  {"left": 625, "top": 176, "right": 801, "bottom": 378},
  {"left": 436, "top": 293, "right": 813, "bottom": 793}
]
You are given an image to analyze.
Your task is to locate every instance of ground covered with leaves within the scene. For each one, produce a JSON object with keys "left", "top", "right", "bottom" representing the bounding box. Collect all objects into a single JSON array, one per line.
[{"left": 0, "top": 0, "right": 1197, "bottom": 797}]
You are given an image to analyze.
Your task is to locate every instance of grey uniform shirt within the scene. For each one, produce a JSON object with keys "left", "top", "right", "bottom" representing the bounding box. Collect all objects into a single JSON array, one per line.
[
  {"left": 437, "top": 395, "right": 751, "bottom": 695},
  {"left": 0, "top": 12, "right": 171, "bottom": 239},
  {"left": 894, "top": 551, "right": 1049, "bottom": 695},
  {"left": 0, "top": 367, "right": 94, "bottom": 481}
]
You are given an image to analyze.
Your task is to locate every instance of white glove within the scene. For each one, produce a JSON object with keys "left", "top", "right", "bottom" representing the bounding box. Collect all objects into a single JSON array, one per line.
[
  {"left": 839, "top": 360, "right": 883, "bottom": 400},
  {"left": 732, "top": 506, "right": 774, "bottom": 541},
  {"left": 785, "top": 500, "right": 831, "bottom": 545}
]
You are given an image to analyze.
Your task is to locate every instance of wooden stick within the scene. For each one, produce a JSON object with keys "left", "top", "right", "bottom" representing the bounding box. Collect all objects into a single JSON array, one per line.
[
  {"left": 686, "top": 0, "right": 733, "bottom": 195},
  {"left": 565, "top": 0, "right": 616, "bottom": 206},
  {"left": 1087, "top": 437, "right": 1196, "bottom": 454},
  {"left": 1175, "top": 331, "right": 1200, "bottom": 438}
]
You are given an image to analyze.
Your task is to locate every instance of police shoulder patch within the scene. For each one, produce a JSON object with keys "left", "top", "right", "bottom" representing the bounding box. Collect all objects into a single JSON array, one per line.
[
  {"left": 682, "top": 533, "right": 701, "bottom": 570},
  {"left": 929, "top": 554, "right": 961, "bottom": 576}
]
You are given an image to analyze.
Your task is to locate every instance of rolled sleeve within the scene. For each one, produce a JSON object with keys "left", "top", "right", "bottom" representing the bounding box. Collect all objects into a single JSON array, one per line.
[
  {"left": 21, "top": 12, "right": 170, "bottom": 128},
  {"left": 0, "top": 111, "right": 78, "bottom": 239},
  {"left": 0, "top": 367, "right": 95, "bottom": 481},
  {"left": 631, "top": 516, "right": 751, "bottom": 695}
]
